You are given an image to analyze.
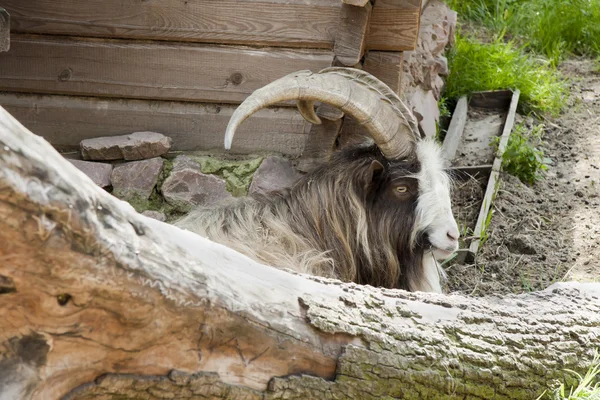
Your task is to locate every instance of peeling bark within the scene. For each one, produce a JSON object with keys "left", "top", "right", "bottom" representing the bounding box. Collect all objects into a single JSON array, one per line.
[{"left": 0, "top": 105, "right": 599, "bottom": 400}]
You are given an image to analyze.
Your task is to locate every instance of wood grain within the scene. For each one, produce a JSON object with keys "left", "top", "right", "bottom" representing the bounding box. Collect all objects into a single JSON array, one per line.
[
  {"left": 2, "top": 102, "right": 600, "bottom": 400},
  {"left": 362, "top": 51, "right": 404, "bottom": 95},
  {"left": 441, "top": 95, "right": 467, "bottom": 161},
  {"left": 367, "top": 0, "right": 421, "bottom": 51},
  {"left": 0, "top": 7, "right": 9, "bottom": 52},
  {"left": 468, "top": 90, "right": 520, "bottom": 259},
  {"left": 0, "top": 34, "right": 333, "bottom": 104},
  {"left": 341, "top": 0, "right": 370, "bottom": 5},
  {"left": 334, "top": 3, "right": 371, "bottom": 66},
  {"left": 4, "top": 0, "right": 341, "bottom": 49},
  {"left": 0, "top": 92, "right": 312, "bottom": 156}
]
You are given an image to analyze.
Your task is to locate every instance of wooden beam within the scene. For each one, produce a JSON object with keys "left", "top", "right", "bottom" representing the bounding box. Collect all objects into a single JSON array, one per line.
[
  {"left": 297, "top": 103, "right": 344, "bottom": 172},
  {"left": 0, "top": 92, "right": 312, "bottom": 156},
  {"left": 362, "top": 51, "right": 403, "bottom": 95},
  {"left": 468, "top": 90, "right": 520, "bottom": 259},
  {"left": 0, "top": 8, "right": 9, "bottom": 52},
  {"left": 441, "top": 95, "right": 468, "bottom": 161},
  {"left": 0, "top": 34, "right": 333, "bottom": 104},
  {"left": 341, "top": 0, "right": 370, "bottom": 5},
  {"left": 4, "top": 0, "right": 341, "bottom": 49},
  {"left": 367, "top": 0, "right": 421, "bottom": 51},
  {"left": 333, "top": 3, "right": 372, "bottom": 66}
]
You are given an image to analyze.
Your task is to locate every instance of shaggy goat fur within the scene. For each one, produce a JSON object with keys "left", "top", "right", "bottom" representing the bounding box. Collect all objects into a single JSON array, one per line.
[{"left": 176, "top": 138, "right": 452, "bottom": 291}]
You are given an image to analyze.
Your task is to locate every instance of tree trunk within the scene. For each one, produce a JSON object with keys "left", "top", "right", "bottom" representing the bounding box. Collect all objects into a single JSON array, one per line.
[{"left": 0, "top": 105, "right": 598, "bottom": 400}]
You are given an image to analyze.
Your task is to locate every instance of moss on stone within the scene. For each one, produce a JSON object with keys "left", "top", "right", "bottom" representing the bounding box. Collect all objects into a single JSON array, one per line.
[{"left": 192, "top": 156, "right": 263, "bottom": 197}]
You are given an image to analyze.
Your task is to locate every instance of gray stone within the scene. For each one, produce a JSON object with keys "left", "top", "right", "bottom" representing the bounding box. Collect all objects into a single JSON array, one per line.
[
  {"left": 162, "top": 155, "right": 233, "bottom": 210},
  {"left": 68, "top": 159, "right": 113, "bottom": 188},
  {"left": 141, "top": 210, "right": 166, "bottom": 222},
  {"left": 81, "top": 132, "right": 172, "bottom": 161},
  {"left": 111, "top": 157, "right": 164, "bottom": 199},
  {"left": 249, "top": 156, "right": 303, "bottom": 196}
]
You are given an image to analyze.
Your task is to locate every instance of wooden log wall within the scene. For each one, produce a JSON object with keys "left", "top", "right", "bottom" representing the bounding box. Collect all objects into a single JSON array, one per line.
[{"left": 0, "top": 0, "right": 422, "bottom": 157}]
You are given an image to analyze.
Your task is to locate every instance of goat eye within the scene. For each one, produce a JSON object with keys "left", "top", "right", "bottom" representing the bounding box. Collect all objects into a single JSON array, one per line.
[{"left": 396, "top": 186, "right": 408, "bottom": 193}]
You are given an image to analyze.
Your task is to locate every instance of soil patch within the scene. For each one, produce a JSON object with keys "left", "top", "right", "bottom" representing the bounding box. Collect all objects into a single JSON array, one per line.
[{"left": 445, "top": 59, "right": 600, "bottom": 296}]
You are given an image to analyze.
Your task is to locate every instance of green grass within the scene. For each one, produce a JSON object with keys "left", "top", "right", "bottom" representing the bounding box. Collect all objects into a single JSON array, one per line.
[
  {"left": 445, "top": 34, "right": 566, "bottom": 115},
  {"left": 447, "top": 0, "right": 600, "bottom": 66},
  {"left": 539, "top": 350, "right": 600, "bottom": 399},
  {"left": 496, "top": 123, "right": 551, "bottom": 185}
]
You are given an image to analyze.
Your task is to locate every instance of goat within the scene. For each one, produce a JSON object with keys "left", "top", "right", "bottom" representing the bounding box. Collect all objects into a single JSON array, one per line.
[{"left": 176, "top": 68, "right": 459, "bottom": 293}]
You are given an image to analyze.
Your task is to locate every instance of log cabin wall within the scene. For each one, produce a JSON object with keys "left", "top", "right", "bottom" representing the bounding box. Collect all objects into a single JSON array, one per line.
[{"left": 0, "top": 0, "right": 422, "bottom": 159}]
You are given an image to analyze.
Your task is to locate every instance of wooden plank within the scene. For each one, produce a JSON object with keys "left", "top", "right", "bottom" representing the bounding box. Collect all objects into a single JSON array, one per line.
[
  {"left": 342, "top": 0, "right": 370, "bottom": 5},
  {"left": 0, "top": 8, "right": 9, "bottom": 52},
  {"left": 4, "top": 0, "right": 341, "bottom": 49},
  {"left": 0, "top": 92, "right": 313, "bottom": 156},
  {"left": 297, "top": 118, "right": 343, "bottom": 172},
  {"left": 362, "top": 51, "right": 403, "bottom": 95},
  {"left": 467, "top": 89, "right": 520, "bottom": 259},
  {"left": 0, "top": 34, "right": 333, "bottom": 104},
  {"left": 366, "top": 0, "right": 421, "bottom": 51},
  {"left": 441, "top": 95, "right": 467, "bottom": 161},
  {"left": 470, "top": 90, "right": 513, "bottom": 110},
  {"left": 334, "top": 3, "right": 372, "bottom": 66}
]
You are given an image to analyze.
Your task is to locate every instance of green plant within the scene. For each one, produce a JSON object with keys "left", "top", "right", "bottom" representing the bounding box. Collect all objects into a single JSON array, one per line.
[
  {"left": 436, "top": 96, "right": 452, "bottom": 142},
  {"left": 446, "top": 34, "right": 566, "bottom": 115},
  {"left": 539, "top": 350, "right": 600, "bottom": 399},
  {"left": 447, "top": 0, "right": 600, "bottom": 65},
  {"left": 497, "top": 123, "right": 551, "bottom": 184}
]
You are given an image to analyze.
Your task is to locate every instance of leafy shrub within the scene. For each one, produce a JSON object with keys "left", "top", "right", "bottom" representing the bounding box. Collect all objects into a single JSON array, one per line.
[{"left": 497, "top": 123, "right": 550, "bottom": 185}]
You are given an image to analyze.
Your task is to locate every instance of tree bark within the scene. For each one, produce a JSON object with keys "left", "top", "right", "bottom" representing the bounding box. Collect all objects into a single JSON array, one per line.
[{"left": 0, "top": 105, "right": 599, "bottom": 400}]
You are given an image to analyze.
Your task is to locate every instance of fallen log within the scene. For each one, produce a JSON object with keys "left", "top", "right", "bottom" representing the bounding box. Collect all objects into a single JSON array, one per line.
[{"left": 0, "top": 105, "right": 599, "bottom": 400}]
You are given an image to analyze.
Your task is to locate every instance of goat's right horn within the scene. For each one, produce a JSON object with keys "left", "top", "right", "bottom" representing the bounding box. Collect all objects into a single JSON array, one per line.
[{"left": 224, "top": 67, "right": 420, "bottom": 160}]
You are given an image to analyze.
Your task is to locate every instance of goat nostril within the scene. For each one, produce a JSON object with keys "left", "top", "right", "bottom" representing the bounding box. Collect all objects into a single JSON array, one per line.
[{"left": 447, "top": 231, "right": 459, "bottom": 241}]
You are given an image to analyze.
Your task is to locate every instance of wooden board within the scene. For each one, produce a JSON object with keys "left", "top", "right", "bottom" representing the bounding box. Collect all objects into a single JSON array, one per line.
[
  {"left": 0, "top": 8, "right": 9, "bottom": 52},
  {"left": 441, "top": 95, "right": 467, "bottom": 161},
  {"left": 334, "top": 3, "right": 371, "bottom": 66},
  {"left": 367, "top": 0, "right": 421, "bottom": 51},
  {"left": 296, "top": 118, "right": 343, "bottom": 172},
  {"left": 0, "top": 92, "right": 313, "bottom": 156},
  {"left": 470, "top": 90, "right": 513, "bottom": 110},
  {"left": 362, "top": 51, "right": 404, "bottom": 95},
  {"left": 467, "top": 90, "right": 520, "bottom": 260},
  {"left": 4, "top": 0, "right": 341, "bottom": 49},
  {"left": 0, "top": 34, "right": 334, "bottom": 104}
]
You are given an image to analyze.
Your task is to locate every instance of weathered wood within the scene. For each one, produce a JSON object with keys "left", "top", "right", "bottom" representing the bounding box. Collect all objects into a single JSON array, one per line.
[
  {"left": 468, "top": 89, "right": 520, "bottom": 259},
  {"left": 4, "top": 0, "right": 341, "bottom": 49},
  {"left": 333, "top": 3, "right": 372, "bottom": 66},
  {"left": 0, "top": 8, "right": 9, "bottom": 52},
  {"left": 470, "top": 90, "right": 513, "bottom": 110},
  {"left": 0, "top": 92, "right": 312, "bottom": 156},
  {"left": 341, "top": 0, "right": 370, "bottom": 5},
  {"left": 1, "top": 104, "right": 600, "bottom": 400},
  {"left": 297, "top": 108, "right": 343, "bottom": 172},
  {"left": 441, "top": 95, "right": 468, "bottom": 161},
  {"left": 367, "top": 0, "right": 421, "bottom": 51},
  {"left": 362, "top": 51, "right": 404, "bottom": 95},
  {"left": 0, "top": 34, "right": 333, "bottom": 104}
]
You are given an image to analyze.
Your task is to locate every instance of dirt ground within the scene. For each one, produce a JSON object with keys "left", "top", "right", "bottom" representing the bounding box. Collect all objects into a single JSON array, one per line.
[{"left": 445, "top": 59, "right": 600, "bottom": 296}]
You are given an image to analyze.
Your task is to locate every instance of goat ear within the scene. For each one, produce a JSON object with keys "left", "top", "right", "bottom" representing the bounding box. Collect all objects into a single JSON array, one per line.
[{"left": 369, "top": 160, "right": 385, "bottom": 183}]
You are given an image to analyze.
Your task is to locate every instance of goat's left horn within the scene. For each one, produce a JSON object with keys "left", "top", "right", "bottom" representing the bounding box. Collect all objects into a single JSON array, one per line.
[{"left": 224, "top": 67, "right": 420, "bottom": 159}]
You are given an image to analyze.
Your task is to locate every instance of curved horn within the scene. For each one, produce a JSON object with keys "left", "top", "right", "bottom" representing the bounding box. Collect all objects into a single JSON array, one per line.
[{"left": 224, "top": 68, "right": 420, "bottom": 159}]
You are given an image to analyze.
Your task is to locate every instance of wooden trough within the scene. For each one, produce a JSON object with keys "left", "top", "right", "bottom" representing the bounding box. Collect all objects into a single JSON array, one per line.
[
  {"left": 442, "top": 89, "right": 520, "bottom": 263},
  {"left": 0, "top": 0, "right": 424, "bottom": 163}
]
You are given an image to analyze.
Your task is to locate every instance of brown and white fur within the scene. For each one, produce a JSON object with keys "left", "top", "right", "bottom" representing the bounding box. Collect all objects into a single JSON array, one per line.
[{"left": 176, "top": 138, "right": 458, "bottom": 293}]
